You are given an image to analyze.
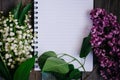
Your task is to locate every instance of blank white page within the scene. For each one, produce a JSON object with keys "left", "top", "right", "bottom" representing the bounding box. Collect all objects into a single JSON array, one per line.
[{"left": 34, "top": 0, "right": 93, "bottom": 71}]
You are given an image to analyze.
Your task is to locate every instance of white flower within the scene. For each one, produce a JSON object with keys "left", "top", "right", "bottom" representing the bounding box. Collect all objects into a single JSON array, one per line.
[
  {"left": 7, "top": 38, "right": 11, "bottom": 42},
  {"left": 10, "top": 32, "right": 15, "bottom": 36},
  {"left": 11, "top": 65, "right": 14, "bottom": 69},
  {"left": 21, "top": 58, "right": 25, "bottom": 62},
  {"left": 14, "top": 19, "right": 18, "bottom": 22},
  {"left": 18, "top": 35, "right": 22, "bottom": 39},
  {"left": 20, "top": 26, "right": 24, "bottom": 29},
  {"left": 24, "top": 20, "right": 27, "bottom": 23},
  {"left": 28, "top": 55, "right": 32, "bottom": 58},
  {"left": 4, "top": 24, "right": 7, "bottom": 27},
  {"left": 22, "top": 50, "right": 25, "bottom": 53},
  {"left": 0, "top": 42, "right": 2, "bottom": 46},
  {"left": 5, "top": 47, "right": 9, "bottom": 51},
  {"left": 4, "top": 28, "right": 9, "bottom": 34},
  {"left": 7, "top": 63, "right": 11, "bottom": 66},
  {"left": 19, "top": 41, "right": 23, "bottom": 45},
  {"left": 13, "top": 40, "right": 17, "bottom": 43},
  {"left": 28, "top": 25, "right": 32, "bottom": 28},
  {"left": 9, "top": 54, "right": 12, "bottom": 57},
  {"left": 5, "top": 43, "right": 9, "bottom": 51},
  {"left": 15, "top": 52, "right": 18, "bottom": 56},
  {"left": 11, "top": 37, "right": 15, "bottom": 41},
  {"left": 0, "top": 30, "right": 3, "bottom": 32},
  {"left": 9, "top": 19, "right": 12, "bottom": 22},
  {"left": 10, "top": 28, "right": 13, "bottom": 31},
  {"left": 11, "top": 46, "right": 14, "bottom": 50},
  {"left": 15, "top": 21, "right": 18, "bottom": 25},
  {"left": 16, "top": 25, "right": 20, "bottom": 28},
  {"left": 8, "top": 59, "right": 12, "bottom": 62},
  {"left": 16, "top": 58, "right": 20, "bottom": 61},
  {"left": 29, "top": 15, "right": 31, "bottom": 18},
  {"left": 16, "top": 31, "right": 22, "bottom": 34},
  {"left": 30, "top": 29, "right": 33, "bottom": 32},
  {"left": 24, "top": 40, "right": 28, "bottom": 45},
  {"left": 6, "top": 19, "right": 9, "bottom": 21},
  {"left": 27, "top": 30, "right": 30, "bottom": 33},
  {"left": 5, "top": 54, "right": 10, "bottom": 59},
  {"left": 3, "top": 20, "right": 6, "bottom": 24},
  {"left": 30, "top": 48, "right": 33, "bottom": 52},
  {"left": 0, "top": 11, "right": 3, "bottom": 14},
  {"left": 10, "top": 24, "right": 13, "bottom": 27},
  {"left": 26, "top": 52, "right": 29, "bottom": 55},
  {"left": 14, "top": 49, "right": 17, "bottom": 53},
  {"left": 27, "top": 34, "right": 30, "bottom": 37}
]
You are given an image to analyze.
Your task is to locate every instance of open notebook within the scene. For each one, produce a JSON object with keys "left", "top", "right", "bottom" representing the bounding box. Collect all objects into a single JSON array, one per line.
[{"left": 34, "top": 0, "right": 93, "bottom": 71}]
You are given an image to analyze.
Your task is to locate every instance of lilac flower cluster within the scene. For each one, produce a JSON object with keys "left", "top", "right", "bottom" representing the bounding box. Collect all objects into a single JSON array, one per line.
[{"left": 90, "top": 8, "right": 120, "bottom": 80}]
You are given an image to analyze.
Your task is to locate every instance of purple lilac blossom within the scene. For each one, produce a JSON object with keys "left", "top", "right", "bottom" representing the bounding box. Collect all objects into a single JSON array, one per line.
[{"left": 90, "top": 8, "right": 120, "bottom": 80}]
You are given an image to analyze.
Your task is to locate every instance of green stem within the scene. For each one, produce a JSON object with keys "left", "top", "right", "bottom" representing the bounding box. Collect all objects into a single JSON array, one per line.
[
  {"left": 68, "top": 59, "right": 75, "bottom": 64},
  {"left": 58, "top": 53, "right": 86, "bottom": 71},
  {"left": 77, "top": 58, "right": 86, "bottom": 69}
]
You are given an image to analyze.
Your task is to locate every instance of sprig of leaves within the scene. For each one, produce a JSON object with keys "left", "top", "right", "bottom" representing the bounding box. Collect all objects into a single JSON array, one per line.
[
  {"left": 19, "top": 3, "right": 32, "bottom": 25},
  {"left": 38, "top": 51, "right": 82, "bottom": 80},
  {"left": 38, "top": 51, "right": 69, "bottom": 74},
  {"left": 0, "top": 2, "right": 33, "bottom": 80},
  {"left": 13, "top": 1, "right": 32, "bottom": 25}
]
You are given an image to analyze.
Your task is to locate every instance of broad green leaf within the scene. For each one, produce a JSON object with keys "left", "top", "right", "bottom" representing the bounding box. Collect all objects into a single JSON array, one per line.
[
  {"left": 69, "top": 69, "right": 82, "bottom": 79},
  {"left": 68, "top": 64, "right": 74, "bottom": 72},
  {"left": 0, "top": 54, "right": 11, "bottom": 80},
  {"left": 38, "top": 51, "right": 57, "bottom": 69},
  {"left": 19, "top": 3, "right": 32, "bottom": 25},
  {"left": 52, "top": 72, "right": 68, "bottom": 80},
  {"left": 42, "top": 57, "right": 69, "bottom": 74},
  {"left": 13, "top": 57, "right": 35, "bottom": 80},
  {"left": 80, "top": 34, "right": 92, "bottom": 58},
  {"left": 14, "top": 1, "right": 22, "bottom": 19}
]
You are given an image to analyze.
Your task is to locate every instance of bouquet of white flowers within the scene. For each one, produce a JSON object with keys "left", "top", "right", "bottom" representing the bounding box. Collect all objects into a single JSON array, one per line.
[{"left": 0, "top": 2, "right": 35, "bottom": 80}]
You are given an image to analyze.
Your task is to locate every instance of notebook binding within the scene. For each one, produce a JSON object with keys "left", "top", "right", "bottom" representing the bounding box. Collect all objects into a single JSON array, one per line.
[
  {"left": 34, "top": 1, "right": 38, "bottom": 55},
  {"left": 34, "top": 1, "right": 40, "bottom": 71}
]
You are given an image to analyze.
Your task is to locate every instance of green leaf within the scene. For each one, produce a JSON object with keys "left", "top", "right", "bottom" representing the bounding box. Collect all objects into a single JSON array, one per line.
[
  {"left": 0, "top": 54, "right": 11, "bottom": 80},
  {"left": 19, "top": 3, "right": 32, "bottom": 25},
  {"left": 68, "top": 64, "right": 74, "bottom": 72},
  {"left": 69, "top": 69, "right": 82, "bottom": 79},
  {"left": 38, "top": 51, "right": 57, "bottom": 69},
  {"left": 13, "top": 57, "right": 35, "bottom": 80},
  {"left": 42, "top": 57, "right": 69, "bottom": 74},
  {"left": 14, "top": 1, "right": 22, "bottom": 19},
  {"left": 80, "top": 34, "right": 92, "bottom": 58}
]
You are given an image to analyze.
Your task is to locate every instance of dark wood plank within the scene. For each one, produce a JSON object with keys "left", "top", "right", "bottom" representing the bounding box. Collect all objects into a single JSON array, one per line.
[
  {"left": 29, "top": 70, "right": 42, "bottom": 80},
  {"left": 0, "top": 0, "right": 2, "bottom": 11},
  {"left": 1, "top": 0, "right": 16, "bottom": 15},
  {"left": 94, "top": 0, "right": 120, "bottom": 22}
]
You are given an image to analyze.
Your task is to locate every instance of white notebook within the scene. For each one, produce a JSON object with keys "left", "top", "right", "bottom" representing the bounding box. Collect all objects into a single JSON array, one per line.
[{"left": 34, "top": 0, "right": 93, "bottom": 71}]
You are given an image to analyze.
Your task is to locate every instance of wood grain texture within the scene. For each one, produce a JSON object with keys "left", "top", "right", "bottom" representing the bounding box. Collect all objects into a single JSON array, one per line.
[
  {"left": 0, "top": 0, "right": 2, "bottom": 10},
  {"left": 29, "top": 70, "right": 42, "bottom": 80},
  {"left": 94, "top": 0, "right": 120, "bottom": 22}
]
